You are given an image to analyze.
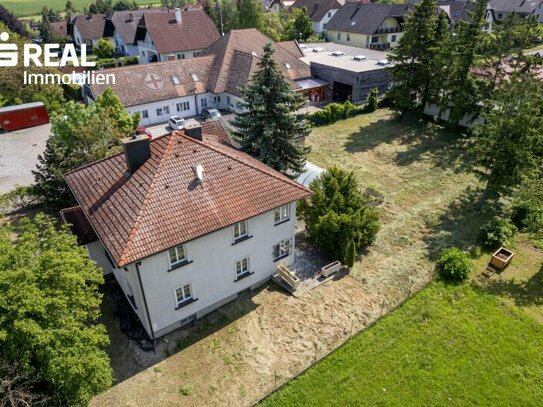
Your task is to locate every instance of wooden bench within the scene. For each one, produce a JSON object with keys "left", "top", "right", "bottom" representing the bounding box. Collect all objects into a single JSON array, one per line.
[{"left": 277, "top": 264, "right": 300, "bottom": 290}]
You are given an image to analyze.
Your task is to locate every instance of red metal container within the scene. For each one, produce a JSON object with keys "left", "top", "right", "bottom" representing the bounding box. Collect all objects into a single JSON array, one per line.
[{"left": 0, "top": 102, "right": 49, "bottom": 132}]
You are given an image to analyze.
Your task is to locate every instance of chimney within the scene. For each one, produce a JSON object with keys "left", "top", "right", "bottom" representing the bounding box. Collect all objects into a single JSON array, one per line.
[
  {"left": 194, "top": 164, "right": 204, "bottom": 181},
  {"left": 184, "top": 123, "right": 202, "bottom": 141},
  {"left": 128, "top": 13, "right": 134, "bottom": 22},
  {"left": 122, "top": 134, "right": 151, "bottom": 174},
  {"left": 174, "top": 7, "right": 182, "bottom": 23}
]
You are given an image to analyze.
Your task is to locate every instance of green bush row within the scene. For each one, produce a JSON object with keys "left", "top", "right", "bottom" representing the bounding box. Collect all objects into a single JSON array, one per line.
[
  {"left": 309, "top": 88, "right": 379, "bottom": 126},
  {"left": 94, "top": 55, "right": 139, "bottom": 69}
]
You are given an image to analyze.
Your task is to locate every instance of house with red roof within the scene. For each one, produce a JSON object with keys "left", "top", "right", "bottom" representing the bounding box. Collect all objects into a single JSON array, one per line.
[{"left": 62, "top": 122, "right": 311, "bottom": 338}]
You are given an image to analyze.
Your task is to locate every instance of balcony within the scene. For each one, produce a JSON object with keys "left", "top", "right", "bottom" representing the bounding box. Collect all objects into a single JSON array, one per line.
[
  {"left": 375, "top": 26, "right": 404, "bottom": 34},
  {"left": 370, "top": 42, "right": 391, "bottom": 51}
]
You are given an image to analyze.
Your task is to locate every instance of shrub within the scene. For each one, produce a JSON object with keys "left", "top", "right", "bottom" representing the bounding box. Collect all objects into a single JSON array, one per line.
[
  {"left": 0, "top": 185, "right": 40, "bottom": 214},
  {"left": 479, "top": 217, "right": 517, "bottom": 249},
  {"left": 310, "top": 101, "right": 360, "bottom": 125},
  {"left": 437, "top": 248, "right": 472, "bottom": 282},
  {"left": 510, "top": 199, "right": 543, "bottom": 233},
  {"left": 366, "top": 88, "right": 379, "bottom": 112},
  {"left": 93, "top": 38, "right": 115, "bottom": 59},
  {"left": 298, "top": 166, "right": 379, "bottom": 266}
]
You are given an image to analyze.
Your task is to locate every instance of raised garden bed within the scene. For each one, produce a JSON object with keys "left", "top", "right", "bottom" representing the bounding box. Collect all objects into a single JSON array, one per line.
[{"left": 490, "top": 247, "right": 514, "bottom": 270}]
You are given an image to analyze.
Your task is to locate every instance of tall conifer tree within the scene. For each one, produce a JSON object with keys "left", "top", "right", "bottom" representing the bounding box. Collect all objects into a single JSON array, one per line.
[{"left": 231, "top": 43, "right": 310, "bottom": 177}]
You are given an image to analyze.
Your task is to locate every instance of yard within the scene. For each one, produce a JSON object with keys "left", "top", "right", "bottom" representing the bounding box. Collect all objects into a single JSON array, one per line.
[{"left": 91, "top": 109, "right": 510, "bottom": 406}]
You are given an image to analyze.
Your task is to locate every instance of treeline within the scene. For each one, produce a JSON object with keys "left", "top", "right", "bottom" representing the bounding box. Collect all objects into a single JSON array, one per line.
[{"left": 388, "top": 0, "right": 543, "bottom": 210}]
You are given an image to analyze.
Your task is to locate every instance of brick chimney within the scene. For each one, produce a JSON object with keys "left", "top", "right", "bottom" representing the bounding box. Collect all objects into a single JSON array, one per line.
[{"left": 122, "top": 134, "right": 151, "bottom": 174}]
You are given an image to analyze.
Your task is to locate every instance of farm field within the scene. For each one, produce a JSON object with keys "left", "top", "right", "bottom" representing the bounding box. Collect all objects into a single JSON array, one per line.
[
  {"left": 5, "top": 0, "right": 158, "bottom": 17},
  {"left": 261, "top": 281, "right": 543, "bottom": 406}
]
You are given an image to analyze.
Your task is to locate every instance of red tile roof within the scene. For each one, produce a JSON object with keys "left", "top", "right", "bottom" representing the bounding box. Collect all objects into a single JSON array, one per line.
[
  {"left": 137, "top": 8, "right": 220, "bottom": 54},
  {"left": 73, "top": 14, "right": 107, "bottom": 40},
  {"left": 50, "top": 21, "right": 68, "bottom": 38},
  {"left": 65, "top": 124, "right": 310, "bottom": 267},
  {"left": 60, "top": 206, "right": 98, "bottom": 245}
]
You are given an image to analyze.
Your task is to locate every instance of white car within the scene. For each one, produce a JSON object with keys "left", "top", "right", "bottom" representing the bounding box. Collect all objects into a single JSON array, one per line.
[{"left": 168, "top": 116, "right": 189, "bottom": 130}]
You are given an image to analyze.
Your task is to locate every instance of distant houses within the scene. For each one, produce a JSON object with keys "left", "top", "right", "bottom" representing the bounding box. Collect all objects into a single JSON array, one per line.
[
  {"left": 291, "top": 0, "right": 349, "bottom": 34},
  {"left": 489, "top": 0, "right": 543, "bottom": 22}
]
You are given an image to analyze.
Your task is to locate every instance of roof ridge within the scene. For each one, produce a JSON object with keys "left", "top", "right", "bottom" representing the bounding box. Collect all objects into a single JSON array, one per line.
[
  {"left": 176, "top": 132, "right": 311, "bottom": 194},
  {"left": 118, "top": 133, "right": 177, "bottom": 266},
  {"left": 94, "top": 55, "right": 214, "bottom": 74}
]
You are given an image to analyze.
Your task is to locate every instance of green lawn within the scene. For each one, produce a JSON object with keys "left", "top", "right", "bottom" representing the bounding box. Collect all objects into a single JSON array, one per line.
[
  {"left": 6, "top": 0, "right": 158, "bottom": 17},
  {"left": 261, "top": 282, "right": 543, "bottom": 406}
]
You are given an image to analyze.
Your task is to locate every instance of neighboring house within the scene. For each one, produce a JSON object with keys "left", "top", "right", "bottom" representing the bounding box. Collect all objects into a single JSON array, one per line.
[
  {"left": 299, "top": 42, "right": 392, "bottom": 104},
  {"left": 291, "top": 0, "right": 350, "bottom": 33},
  {"left": 69, "top": 13, "right": 113, "bottom": 48},
  {"left": 268, "top": 0, "right": 296, "bottom": 13},
  {"left": 437, "top": 0, "right": 495, "bottom": 31},
  {"left": 135, "top": 7, "right": 220, "bottom": 64},
  {"left": 86, "top": 29, "right": 311, "bottom": 124},
  {"left": 50, "top": 21, "right": 69, "bottom": 40},
  {"left": 489, "top": 0, "right": 543, "bottom": 21},
  {"left": 62, "top": 122, "right": 311, "bottom": 339},
  {"left": 108, "top": 8, "right": 168, "bottom": 57},
  {"left": 326, "top": 3, "right": 411, "bottom": 50}
]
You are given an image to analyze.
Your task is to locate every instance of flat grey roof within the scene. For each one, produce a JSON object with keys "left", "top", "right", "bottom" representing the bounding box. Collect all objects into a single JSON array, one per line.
[
  {"left": 299, "top": 42, "right": 393, "bottom": 73},
  {"left": 0, "top": 101, "right": 45, "bottom": 114}
]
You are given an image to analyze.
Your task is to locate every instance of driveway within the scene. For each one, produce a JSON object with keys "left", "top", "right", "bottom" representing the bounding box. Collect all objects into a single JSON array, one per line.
[{"left": 0, "top": 124, "right": 50, "bottom": 194}]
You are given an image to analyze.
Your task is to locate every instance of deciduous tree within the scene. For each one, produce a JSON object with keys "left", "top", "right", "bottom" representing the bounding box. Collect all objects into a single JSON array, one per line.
[
  {"left": 0, "top": 214, "right": 112, "bottom": 405},
  {"left": 94, "top": 37, "right": 115, "bottom": 59},
  {"left": 231, "top": 43, "right": 310, "bottom": 177},
  {"left": 237, "top": 0, "right": 263, "bottom": 29}
]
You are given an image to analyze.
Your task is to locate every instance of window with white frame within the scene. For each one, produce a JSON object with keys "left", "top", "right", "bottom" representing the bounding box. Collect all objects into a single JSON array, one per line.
[
  {"left": 233, "top": 220, "right": 248, "bottom": 241},
  {"left": 141, "top": 110, "right": 149, "bottom": 119},
  {"left": 272, "top": 239, "right": 291, "bottom": 260},
  {"left": 274, "top": 204, "right": 290, "bottom": 224},
  {"left": 175, "top": 283, "right": 193, "bottom": 306},
  {"left": 176, "top": 101, "right": 190, "bottom": 112},
  {"left": 168, "top": 244, "right": 186, "bottom": 267},
  {"left": 235, "top": 257, "right": 250, "bottom": 277}
]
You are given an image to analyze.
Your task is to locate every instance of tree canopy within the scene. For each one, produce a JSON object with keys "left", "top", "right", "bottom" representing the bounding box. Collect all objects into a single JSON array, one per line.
[
  {"left": 0, "top": 214, "right": 112, "bottom": 405},
  {"left": 231, "top": 43, "right": 310, "bottom": 177},
  {"left": 94, "top": 37, "right": 116, "bottom": 59},
  {"left": 298, "top": 167, "right": 380, "bottom": 267}
]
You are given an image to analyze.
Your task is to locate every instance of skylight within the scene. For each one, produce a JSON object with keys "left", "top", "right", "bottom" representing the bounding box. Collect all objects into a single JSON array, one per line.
[
  {"left": 191, "top": 73, "right": 199, "bottom": 81},
  {"left": 285, "top": 63, "right": 291, "bottom": 69},
  {"left": 171, "top": 75, "right": 180, "bottom": 85}
]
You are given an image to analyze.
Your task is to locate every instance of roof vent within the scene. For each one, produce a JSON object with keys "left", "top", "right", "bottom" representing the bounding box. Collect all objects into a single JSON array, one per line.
[
  {"left": 377, "top": 59, "right": 389, "bottom": 66},
  {"left": 312, "top": 47, "right": 325, "bottom": 53},
  {"left": 285, "top": 62, "right": 291, "bottom": 69},
  {"left": 251, "top": 51, "right": 258, "bottom": 57},
  {"left": 194, "top": 164, "right": 204, "bottom": 181},
  {"left": 353, "top": 55, "right": 367, "bottom": 61},
  {"left": 331, "top": 51, "right": 344, "bottom": 56}
]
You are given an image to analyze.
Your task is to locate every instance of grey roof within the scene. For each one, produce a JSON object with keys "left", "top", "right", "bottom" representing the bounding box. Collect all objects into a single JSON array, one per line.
[
  {"left": 110, "top": 8, "right": 167, "bottom": 45},
  {"left": 438, "top": 0, "right": 479, "bottom": 23},
  {"left": 0, "top": 101, "right": 45, "bottom": 113},
  {"left": 489, "top": 0, "right": 541, "bottom": 14},
  {"left": 291, "top": 0, "right": 343, "bottom": 22},
  {"left": 326, "top": 3, "right": 411, "bottom": 35}
]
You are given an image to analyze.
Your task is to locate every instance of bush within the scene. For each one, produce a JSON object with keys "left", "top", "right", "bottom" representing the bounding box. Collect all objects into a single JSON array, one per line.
[
  {"left": 0, "top": 185, "right": 40, "bottom": 214},
  {"left": 93, "top": 38, "right": 115, "bottom": 59},
  {"left": 366, "top": 88, "right": 379, "bottom": 113},
  {"left": 479, "top": 217, "right": 517, "bottom": 249},
  {"left": 298, "top": 166, "right": 379, "bottom": 266},
  {"left": 437, "top": 248, "right": 472, "bottom": 282},
  {"left": 310, "top": 101, "right": 361, "bottom": 125},
  {"left": 510, "top": 199, "right": 543, "bottom": 233}
]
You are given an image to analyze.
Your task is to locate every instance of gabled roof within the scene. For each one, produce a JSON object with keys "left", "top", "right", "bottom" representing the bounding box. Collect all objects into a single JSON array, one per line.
[
  {"left": 65, "top": 124, "right": 311, "bottom": 267},
  {"left": 201, "top": 29, "right": 311, "bottom": 97},
  {"left": 489, "top": 0, "right": 541, "bottom": 15},
  {"left": 72, "top": 14, "right": 108, "bottom": 40},
  {"left": 110, "top": 8, "right": 168, "bottom": 45},
  {"left": 291, "top": 0, "right": 345, "bottom": 22},
  {"left": 136, "top": 8, "right": 220, "bottom": 54},
  {"left": 89, "top": 56, "right": 213, "bottom": 107},
  {"left": 50, "top": 21, "right": 68, "bottom": 38},
  {"left": 326, "top": 3, "right": 411, "bottom": 35},
  {"left": 277, "top": 40, "right": 305, "bottom": 58}
]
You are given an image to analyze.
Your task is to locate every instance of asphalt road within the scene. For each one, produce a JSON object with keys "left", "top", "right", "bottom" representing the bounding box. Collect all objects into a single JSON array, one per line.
[{"left": 0, "top": 123, "right": 50, "bottom": 194}]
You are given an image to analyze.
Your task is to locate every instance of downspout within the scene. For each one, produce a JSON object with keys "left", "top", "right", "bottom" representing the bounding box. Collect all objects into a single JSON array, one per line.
[{"left": 135, "top": 261, "right": 156, "bottom": 353}]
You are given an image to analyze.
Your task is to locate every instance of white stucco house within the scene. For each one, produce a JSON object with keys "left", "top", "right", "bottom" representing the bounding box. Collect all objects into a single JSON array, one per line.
[
  {"left": 62, "top": 122, "right": 311, "bottom": 339},
  {"left": 69, "top": 13, "right": 114, "bottom": 48},
  {"left": 291, "top": 0, "right": 345, "bottom": 33},
  {"left": 85, "top": 29, "right": 312, "bottom": 125}
]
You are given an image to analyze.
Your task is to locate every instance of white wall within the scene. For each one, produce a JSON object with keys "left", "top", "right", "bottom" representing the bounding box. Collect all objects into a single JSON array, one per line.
[
  {"left": 316, "top": 8, "right": 338, "bottom": 33},
  {"left": 137, "top": 203, "right": 297, "bottom": 337},
  {"left": 86, "top": 240, "right": 114, "bottom": 275}
]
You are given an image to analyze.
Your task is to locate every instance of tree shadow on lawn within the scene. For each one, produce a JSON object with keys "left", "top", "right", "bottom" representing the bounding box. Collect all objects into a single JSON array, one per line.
[
  {"left": 343, "top": 114, "right": 472, "bottom": 174},
  {"left": 422, "top": 186, "right": 503, "bottom": 261},
  {"left": 480, "top": 264, "right": 543, "bottom": 308}
]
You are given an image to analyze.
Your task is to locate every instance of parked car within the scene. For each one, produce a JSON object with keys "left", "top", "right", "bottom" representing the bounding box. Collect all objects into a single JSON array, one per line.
[
  {"left": 168, "top": 116, "right": 190, "bottom": 130},
  {"left": 136, "top": 125, "right": 152, "bottom": 139},
  {"left": 201, "top": 107, "right": 221, "bottom": 121}
]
